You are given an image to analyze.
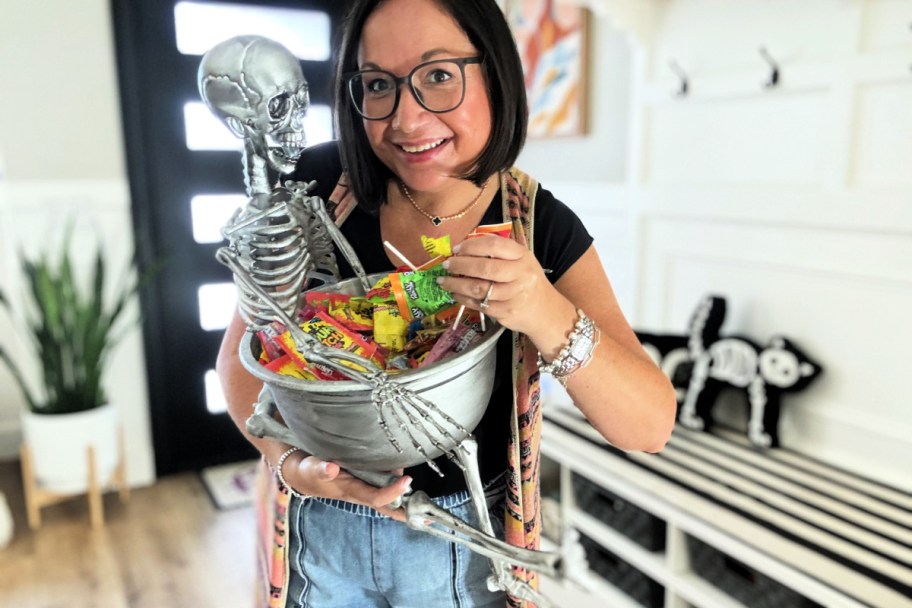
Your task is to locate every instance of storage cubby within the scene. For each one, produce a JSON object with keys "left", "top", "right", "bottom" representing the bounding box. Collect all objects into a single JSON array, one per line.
[
  {"left": 579, "top": 532, "right": 665, "bottom": 608},
  {"left": 541, "top": 407, "right": 911, "bottom": 608},
  {"left": 686, "top": 536, "right": 823, "bottom": 608},
  {"left": 572, "top": 472, "right": 666, "bottom": 552}
]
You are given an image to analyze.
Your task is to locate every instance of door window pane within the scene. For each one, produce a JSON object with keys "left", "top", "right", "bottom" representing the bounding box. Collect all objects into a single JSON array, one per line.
[
  {"left": 174, "top": 1, "right": 330, "bottom": 60},
  {"left": 204, "top": 369, "right": 228, "bottom": 414},
  {"left": 191, "top": 194, "right": 246, "bottom": 244},
  {"left": 198, "top": 282, "right": 237, "bottom": 331},
  {"left": 184, "top": 102, "right": 333, "bottom": 151}
]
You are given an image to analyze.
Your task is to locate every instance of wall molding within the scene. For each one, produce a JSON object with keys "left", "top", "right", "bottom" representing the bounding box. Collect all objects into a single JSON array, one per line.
[{"left": 1, "top": 178, "right": 130, "bottom": 213}]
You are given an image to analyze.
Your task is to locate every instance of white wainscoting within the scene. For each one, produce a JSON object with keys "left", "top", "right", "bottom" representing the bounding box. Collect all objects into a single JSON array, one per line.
[
  {"left": 625, "top": 0, "right": 912, "bottom": 490},
  {"left": 638, "top": 217, "right": 911, "bottom": 487},
  {"left": 0, "top": 180, "right": 155, "bottom": 487}
]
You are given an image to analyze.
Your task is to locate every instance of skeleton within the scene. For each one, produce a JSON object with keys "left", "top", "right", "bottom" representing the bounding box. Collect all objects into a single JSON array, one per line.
[
  {"left": 679, "top": 297, "right": 820, "bottom": 447},
  {"left": 199, "top": 36, "right": 350, "bottom": 325},
  {"left": 198, "top": 35, "right": 588, "bottom": 605}
]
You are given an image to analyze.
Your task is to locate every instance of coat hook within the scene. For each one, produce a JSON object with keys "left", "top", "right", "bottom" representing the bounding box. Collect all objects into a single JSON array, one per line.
[
  {"left": 759, "top": 46, "right": 780, "bottom": 88},
  {"left": 669, "top": 60, "right": 689, "bottom": 97}
]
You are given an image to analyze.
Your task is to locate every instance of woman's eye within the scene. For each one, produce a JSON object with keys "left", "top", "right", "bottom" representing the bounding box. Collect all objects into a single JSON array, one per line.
[
  {"left": 366, "top": 78, "right": 393, "bottom": 94},
  {"left": 425, "top": 69, "right": 453, "bottom": 84}
]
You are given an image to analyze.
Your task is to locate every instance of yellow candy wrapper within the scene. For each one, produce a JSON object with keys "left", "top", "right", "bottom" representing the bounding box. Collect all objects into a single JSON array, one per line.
[
  {"left": 421, "top": 234, "right": 452, "bottom": 259},
  {"left": 327, "top": 295, "right": 374, "bottom": 333},
  {"left": 373, "top": 302, "right": 410, "bottom": 352}
]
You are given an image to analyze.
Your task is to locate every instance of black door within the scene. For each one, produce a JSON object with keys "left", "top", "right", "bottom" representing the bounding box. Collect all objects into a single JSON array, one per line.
[{"left": 112, "top": 0, "right": 347, "bottom": 474}]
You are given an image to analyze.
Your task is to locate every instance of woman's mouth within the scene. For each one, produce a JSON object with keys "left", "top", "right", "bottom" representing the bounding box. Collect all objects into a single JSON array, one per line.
[{"left": 398, "top": 138, "right": 447, "bottom": 154}]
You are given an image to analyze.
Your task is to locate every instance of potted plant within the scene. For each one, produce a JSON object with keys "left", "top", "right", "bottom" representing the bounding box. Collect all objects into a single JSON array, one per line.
[{"left": 0, "top": 224, "right": 142, "bottom": 498}]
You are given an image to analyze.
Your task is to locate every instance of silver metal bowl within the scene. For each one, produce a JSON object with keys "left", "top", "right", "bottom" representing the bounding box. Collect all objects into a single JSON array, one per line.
[{"left": 240, "top": 273, "right": 504, "bottom": 474}]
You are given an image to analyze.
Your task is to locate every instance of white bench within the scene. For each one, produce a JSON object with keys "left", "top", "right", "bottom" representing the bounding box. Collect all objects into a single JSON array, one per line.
[{"left": 541, "top": 406, "right": 912, "bottom": 608}]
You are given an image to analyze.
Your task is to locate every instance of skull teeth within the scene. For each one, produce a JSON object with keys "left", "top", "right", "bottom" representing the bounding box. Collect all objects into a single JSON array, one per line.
[
  {"left": 273, "top": 146, "right": 303, "bottom": 161},
  {"left": 280, "top": 133, "right": 305, "bottom": 145}
]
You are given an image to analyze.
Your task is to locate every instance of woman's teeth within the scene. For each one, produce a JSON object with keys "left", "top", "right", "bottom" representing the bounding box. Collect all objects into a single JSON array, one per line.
[{"left": 401, "top": 139, "right": 445, "bottom": 153}]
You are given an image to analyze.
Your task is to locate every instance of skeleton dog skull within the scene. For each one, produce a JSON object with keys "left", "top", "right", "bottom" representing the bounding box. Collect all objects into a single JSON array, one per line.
[{"left": 198, "top": 36, "right": 308, "bottom": 175}]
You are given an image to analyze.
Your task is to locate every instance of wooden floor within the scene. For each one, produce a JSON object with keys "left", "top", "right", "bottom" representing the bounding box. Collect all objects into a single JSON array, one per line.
[{"left": 0, "top": 460, "right": 256, "bottom": 608}]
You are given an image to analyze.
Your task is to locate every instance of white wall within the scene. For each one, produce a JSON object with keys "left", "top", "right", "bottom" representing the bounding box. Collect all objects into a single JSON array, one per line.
[
  {"left": 0, "top": 0, "right": 155, "bottom": 486},
  {"left": 540, "top": 0, "right": 911, "bottom": 491},
  {"left": 518, "top": 15, "right": 632, "bottom": 183}
]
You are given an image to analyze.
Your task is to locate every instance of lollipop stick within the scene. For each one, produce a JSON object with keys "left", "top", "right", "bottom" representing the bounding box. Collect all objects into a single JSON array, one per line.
[{"left": 383, "top": 241, "right": 418, "bottom": 271}]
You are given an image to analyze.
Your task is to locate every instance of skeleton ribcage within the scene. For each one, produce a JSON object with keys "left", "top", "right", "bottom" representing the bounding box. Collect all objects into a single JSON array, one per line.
[
  {"left": 222, "top": 187, "right": 338, "bottom": 329},
  {"left": 708, "top": 339, "right": 758, "bottom": 387}
]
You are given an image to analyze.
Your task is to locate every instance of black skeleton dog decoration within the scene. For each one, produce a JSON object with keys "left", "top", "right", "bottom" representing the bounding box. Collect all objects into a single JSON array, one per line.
[
  {"left": 640, "top": 296, "right": 822, "bottom": 448},
  {"left": 680, "top": 296, "right": 822, "bottom": 447}
]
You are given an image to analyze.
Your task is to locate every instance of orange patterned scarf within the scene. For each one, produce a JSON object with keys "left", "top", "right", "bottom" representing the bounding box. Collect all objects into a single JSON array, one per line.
[
  {"left": 255, "top": 168, "right": 542, "bottom": 608},
  {"left": 500, "top": 169, "right": 542, "bottom": 607}
]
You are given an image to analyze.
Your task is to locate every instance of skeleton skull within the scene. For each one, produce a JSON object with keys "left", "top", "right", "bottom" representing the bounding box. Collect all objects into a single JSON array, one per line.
[{"left": 198, "top": 36, "right": 309, "bottom": 175}]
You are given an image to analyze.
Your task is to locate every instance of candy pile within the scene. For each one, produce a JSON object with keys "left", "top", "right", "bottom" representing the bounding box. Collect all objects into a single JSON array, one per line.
[{"left": 255, "top": 223, "right": 511, "bottom": 380}]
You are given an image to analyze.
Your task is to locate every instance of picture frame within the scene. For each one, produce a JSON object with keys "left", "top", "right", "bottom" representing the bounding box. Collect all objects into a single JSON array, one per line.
[{"left": 505, "top": 0, "right": 589, "bottom": 138}]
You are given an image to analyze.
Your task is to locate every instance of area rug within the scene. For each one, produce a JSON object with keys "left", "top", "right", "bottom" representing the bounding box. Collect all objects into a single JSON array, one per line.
[{"left": 200, "top": 460, "right": 259, "bottom": 510}]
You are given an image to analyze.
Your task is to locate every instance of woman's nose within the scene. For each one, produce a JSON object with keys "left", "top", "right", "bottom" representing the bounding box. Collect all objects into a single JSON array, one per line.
[{"left": 391, "top": 85, "right": 429, "bottom": 133}]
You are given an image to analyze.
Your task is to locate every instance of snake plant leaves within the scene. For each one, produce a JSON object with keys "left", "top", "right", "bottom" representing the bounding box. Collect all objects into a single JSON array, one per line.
[{"left": 0, "top": 230, "right": 144, "bottom": 415}]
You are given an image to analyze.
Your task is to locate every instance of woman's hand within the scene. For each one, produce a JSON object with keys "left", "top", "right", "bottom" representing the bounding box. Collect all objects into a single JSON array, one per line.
[
  {"left": 439, "top": 234, "right": 558, "bottom": 336},
  {"left": 282, "top": 451, "right": 412, "bottom": 521}
]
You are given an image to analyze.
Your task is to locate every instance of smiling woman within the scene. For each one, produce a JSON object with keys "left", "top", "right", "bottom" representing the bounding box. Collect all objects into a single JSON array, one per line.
[{"left": 216, "top": 1, "right": 675, "bottom": 606}]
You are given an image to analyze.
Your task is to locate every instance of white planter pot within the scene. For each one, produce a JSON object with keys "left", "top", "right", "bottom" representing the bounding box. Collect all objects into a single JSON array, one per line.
[{"left": 21, "top": 403, "right": 119, "bottom": 495}]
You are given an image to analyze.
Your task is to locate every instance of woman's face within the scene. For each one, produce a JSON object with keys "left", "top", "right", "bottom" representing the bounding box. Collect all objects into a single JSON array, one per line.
[{"left": 357, "top": 0, "right": 493, "bottom": 194}]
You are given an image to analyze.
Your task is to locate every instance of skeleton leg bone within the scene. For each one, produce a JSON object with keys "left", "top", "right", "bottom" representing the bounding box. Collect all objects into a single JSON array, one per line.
[
  {"left": 404, "top": 490, "right": 559, "bottom": 606},
  {"left": 402, "top": 437, "right": 562, "bottom": 607}
]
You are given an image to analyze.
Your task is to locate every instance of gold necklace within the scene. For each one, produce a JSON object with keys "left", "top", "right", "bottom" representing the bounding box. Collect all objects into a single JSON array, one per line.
[{"left": 400, "top": 181, "right": 488, "bottom": 226}]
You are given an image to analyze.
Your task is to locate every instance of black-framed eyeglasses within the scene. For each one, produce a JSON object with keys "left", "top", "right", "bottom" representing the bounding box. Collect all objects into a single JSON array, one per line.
[{"left": 346, "top": 56, "right": 483, "bottom": 121}]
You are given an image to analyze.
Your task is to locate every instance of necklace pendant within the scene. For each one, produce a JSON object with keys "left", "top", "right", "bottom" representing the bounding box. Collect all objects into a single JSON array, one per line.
[{"left": 432, "top": 216, "right": 443, "bottom": 226}]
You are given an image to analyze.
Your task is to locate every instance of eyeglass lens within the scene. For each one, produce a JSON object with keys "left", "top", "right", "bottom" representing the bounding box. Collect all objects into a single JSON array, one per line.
[{"left": 349, "top": 59, "right": 468, "bottom": 120}]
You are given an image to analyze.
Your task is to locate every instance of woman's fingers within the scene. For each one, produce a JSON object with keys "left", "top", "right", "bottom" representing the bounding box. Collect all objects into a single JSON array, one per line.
[
  {"left": 441, "top": 275, "right": 503, "bottom": 301},
  {"left": 454, "top": 233, "right": 524, "bottom": 259},
  {"left": 291, "top": 455, "right": 411, "bottom": 521},
  {"left": 444, "top": 236, "right": 524, "bottom": 280}
]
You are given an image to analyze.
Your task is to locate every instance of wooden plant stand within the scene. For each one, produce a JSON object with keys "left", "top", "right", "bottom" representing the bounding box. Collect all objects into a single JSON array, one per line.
[{"left": 19, "top": 426, "right": 130, "bottom": 529}]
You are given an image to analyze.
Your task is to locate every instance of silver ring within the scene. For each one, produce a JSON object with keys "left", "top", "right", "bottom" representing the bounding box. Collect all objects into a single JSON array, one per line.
[{"left": 479, "top": 281, "right": 494, "bottom": 310}]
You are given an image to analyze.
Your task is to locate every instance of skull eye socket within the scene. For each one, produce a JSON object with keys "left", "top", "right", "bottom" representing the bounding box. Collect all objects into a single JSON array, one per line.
[{"left": 268, "top": 93, "right": 291, "bottom": 120}]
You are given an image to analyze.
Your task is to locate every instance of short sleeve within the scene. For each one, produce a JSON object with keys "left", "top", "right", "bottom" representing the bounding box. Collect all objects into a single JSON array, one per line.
[
  {"left": 532, "top": 185, "right": 594, "bottom": 284},
  {"left": 289, "top": 140, "right": 343, "bottom": 201}
]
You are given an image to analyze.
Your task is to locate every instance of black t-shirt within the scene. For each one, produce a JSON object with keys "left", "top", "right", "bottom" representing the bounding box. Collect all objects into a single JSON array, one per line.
[{"left": 291, "top": 141, "right": 593, "bottom": 496}]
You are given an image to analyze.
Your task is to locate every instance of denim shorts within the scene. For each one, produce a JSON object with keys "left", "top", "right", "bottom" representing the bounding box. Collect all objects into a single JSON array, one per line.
[{"left": 284, "top": 474, "right": 507, "bottom": 608}]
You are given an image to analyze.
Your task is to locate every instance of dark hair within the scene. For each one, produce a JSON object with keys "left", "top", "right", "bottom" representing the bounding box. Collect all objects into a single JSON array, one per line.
[{"left": 334, "top": 0, "right": 528, "bottom": 213}]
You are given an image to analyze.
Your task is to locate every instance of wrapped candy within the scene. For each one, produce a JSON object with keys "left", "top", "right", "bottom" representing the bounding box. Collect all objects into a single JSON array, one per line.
[{"left": 389, "top": 263, "right": 454, "bottom": 321}]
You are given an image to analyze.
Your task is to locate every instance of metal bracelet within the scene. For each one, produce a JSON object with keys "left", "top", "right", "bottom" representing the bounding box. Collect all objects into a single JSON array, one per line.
[
  {"left": 275, "top": 447, "right": 306, "bottom": 499},
  {"left": 537, "top": 309, "right": 600, "bottom": 387}
]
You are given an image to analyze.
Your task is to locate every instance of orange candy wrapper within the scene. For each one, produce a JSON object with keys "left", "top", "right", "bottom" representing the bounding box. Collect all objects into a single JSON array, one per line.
[
  {"left": 265, "top": 354, "right": 318, "bottom": 380},
  {"left": 468, "top": 221, "right": 512, "bottom": 239}
]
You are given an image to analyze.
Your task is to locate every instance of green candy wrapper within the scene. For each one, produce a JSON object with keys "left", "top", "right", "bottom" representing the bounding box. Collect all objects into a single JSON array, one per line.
[{"left": 389, "top": 264, "right": 454, "bottom": 321}]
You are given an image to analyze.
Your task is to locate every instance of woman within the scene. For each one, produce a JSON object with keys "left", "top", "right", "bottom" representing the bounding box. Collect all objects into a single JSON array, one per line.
[{"left": 217, "top": 1, "right": 676, "bottom": 606}]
